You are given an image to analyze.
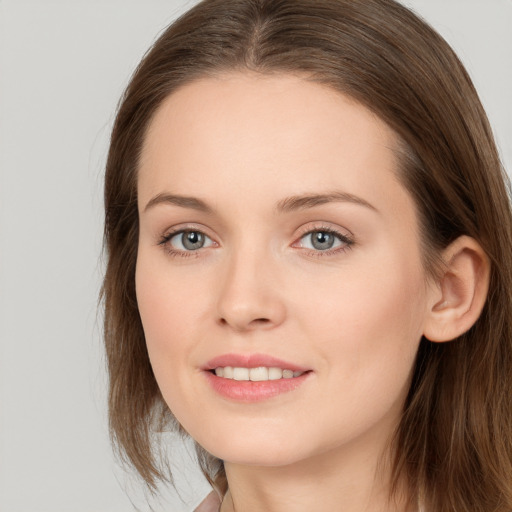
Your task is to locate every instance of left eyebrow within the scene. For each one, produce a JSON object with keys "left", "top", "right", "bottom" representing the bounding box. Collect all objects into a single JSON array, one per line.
[{"left": 275, "top": 191, "right": 378, "bottom": 214}]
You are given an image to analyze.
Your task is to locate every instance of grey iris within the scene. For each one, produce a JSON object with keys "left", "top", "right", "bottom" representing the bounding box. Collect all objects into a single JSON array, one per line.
[
  {"left": 182, "top": 231, "right": 204, "bottom": 250},
  {"left": 311, "top": 231, "right": 335, "bottom": 250}
]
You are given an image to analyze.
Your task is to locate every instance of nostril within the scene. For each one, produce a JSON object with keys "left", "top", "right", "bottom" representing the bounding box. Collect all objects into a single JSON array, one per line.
[
  {"left": 218, "top": 317, "right": 271, "bottom": 328},
  {"left": 249, "top": 318, "right": 272, "bottom": 327}
]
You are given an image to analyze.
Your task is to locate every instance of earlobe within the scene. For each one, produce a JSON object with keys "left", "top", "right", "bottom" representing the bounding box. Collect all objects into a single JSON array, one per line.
[{"left": 423, "top": 236, "right": 490, "bottom": 343}]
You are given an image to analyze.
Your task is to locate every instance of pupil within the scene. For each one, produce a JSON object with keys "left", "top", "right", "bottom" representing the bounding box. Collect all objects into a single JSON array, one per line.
[
  {"left": 187, "top": 232, "right": 199, "bottom": 243},
  {"left": 312, "top": 231, "right": 334, "bottom": 250},
  {"left": 183, "top": 231, "right": 204, "bottom": 250}
]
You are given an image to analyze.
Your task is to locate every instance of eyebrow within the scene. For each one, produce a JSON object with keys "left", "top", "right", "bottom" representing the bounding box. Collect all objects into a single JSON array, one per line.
[
  {"left": 275, "top": 191, "right": 378, "bottom": 213},
  {"left": 143, "top": 190, "right": 378, "bottom": 214},
  {"left": 144, "top": 193, "right": 212, "bottom": 213}
]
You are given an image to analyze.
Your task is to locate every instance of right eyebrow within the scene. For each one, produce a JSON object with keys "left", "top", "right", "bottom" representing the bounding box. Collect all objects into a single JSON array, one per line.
[{"left": 143, "top": 193, "right": 213, "bottom": 214}]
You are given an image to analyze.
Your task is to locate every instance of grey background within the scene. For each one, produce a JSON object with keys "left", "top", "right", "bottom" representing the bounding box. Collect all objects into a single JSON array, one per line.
[{"left": 0, "top": 1, "right": 510, "bottom": 511}]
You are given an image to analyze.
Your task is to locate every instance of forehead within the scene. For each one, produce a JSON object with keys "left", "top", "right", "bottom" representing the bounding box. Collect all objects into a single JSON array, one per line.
[{"left": 138, "top": 72, "right": 404, "bottom": 214}]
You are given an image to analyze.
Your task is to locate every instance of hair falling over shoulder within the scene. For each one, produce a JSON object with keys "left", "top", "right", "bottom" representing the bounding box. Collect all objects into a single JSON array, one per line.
[{"left": 101, "top": 0, "right": 512, "bottom": 510}]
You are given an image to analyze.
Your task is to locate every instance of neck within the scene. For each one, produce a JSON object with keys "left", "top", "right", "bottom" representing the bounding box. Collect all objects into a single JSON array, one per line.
[{"left": 219, "top": 438, "right": 413, "bottom": 512}]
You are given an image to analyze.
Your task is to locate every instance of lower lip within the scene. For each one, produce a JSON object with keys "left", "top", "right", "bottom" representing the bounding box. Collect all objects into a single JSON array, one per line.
[{"left": 203, "top": 371, "right": 311, "bottom": 402}]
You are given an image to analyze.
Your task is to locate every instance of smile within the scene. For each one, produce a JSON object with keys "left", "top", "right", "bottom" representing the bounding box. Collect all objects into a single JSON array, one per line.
[
  {"left": 203, "top": 354, "right": 312, "bottom": 402},
  {"left": 213, "top": 366, "right": 305, "bottom": 381}
]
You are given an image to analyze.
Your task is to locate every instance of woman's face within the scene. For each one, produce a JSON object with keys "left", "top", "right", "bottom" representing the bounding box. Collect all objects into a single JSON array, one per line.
[{"left": 136, "top": 73, "right": 434, "bottom": 467}]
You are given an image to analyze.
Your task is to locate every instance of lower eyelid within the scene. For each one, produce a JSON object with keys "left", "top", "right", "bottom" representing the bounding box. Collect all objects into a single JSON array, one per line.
[{"left": 303, "top": 244, "right": 352, "bottom": 257}]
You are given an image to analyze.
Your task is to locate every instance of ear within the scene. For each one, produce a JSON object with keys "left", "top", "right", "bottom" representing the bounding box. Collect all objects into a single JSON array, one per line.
[{"left": 423, "top": 235, "right": 490, "bottom": 343}]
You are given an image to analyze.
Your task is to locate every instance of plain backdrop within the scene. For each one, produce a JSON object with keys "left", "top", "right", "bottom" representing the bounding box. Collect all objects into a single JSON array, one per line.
[{"left": 0, "top": 1, "right": 510, "bottom": 511}]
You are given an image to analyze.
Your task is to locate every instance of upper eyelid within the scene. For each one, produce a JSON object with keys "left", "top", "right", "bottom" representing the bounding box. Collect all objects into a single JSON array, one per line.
[
  {"left": 294, "top": 222, "right": 354, "bottom": 239},
  {"left": 160, "top": 223, "right": 215, "bottom": 240},
  {"left": 294, "top": 228, "right": 354, "bottom": 247},
  {"left": 159, "top": 224, "right": 351, "bottom": 237}
]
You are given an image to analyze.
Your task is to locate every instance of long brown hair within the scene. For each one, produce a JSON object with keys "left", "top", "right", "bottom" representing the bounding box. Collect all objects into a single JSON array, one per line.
[{"left": 102, "top": 0, "right": 512, "bottom": 509}]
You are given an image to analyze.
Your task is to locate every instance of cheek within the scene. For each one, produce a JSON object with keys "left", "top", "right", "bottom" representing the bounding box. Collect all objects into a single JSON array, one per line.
[
  {"left": 135, "top": 253, "right": 203, "bottom": 365},
  {"left": 298, "top": 251, "right": 427, "bottom": 386},
  {"left": 135, "top": 253, "right": 208, "bottom": 427},
  {"left": 282, "top": 255, "right": 427, "bottom": 452}
]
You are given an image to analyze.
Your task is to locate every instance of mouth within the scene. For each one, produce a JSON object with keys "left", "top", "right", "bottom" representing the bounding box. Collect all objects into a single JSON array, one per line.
[{"left": 202, "top": 353, "right": 312, "bottom": 402}]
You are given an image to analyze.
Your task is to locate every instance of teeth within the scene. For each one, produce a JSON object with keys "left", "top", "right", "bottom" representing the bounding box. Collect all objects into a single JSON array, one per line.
[
  {"left": 249, "top": 367, "right": 269, "bottom": 381},
  {"left": 268, "top": 367, "right": 283, "bottom": 380},
  {"left": 233, "top": 367, "right": 250, "bottom": 381},
  {"left": 213, "top": 366, "right": 304, "bottom": 381}
]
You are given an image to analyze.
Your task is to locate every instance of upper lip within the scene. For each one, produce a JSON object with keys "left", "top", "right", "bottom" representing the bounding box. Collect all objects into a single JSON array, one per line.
[{"left": 204, "top": 353, "right": 310, "bottom": 372}]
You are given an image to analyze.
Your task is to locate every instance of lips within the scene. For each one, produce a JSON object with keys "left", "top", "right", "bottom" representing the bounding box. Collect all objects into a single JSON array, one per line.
[{"left": 202, "top": 353, "right": 312, "bottom": 402}]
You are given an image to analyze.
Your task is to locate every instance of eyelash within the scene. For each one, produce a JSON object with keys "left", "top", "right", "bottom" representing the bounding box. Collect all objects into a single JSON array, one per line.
[
  {"left": 158, "top": 225, "right": 354, "bottom": 259},
  {"left": 294, "top": 226, "right": 354, "bottom": 258},
  {"left": 158, "top": 227, "right": 214, "bottom": 259}
]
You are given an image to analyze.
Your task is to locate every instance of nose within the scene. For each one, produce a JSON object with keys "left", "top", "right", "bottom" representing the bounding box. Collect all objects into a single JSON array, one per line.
[{"left": 216, "top": 246, "right": 286, "bottom": 332}]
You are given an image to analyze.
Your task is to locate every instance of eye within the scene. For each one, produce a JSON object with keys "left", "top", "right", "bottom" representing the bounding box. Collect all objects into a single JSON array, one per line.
[
  {"left": 163, "top": 230, "right": 215, "bottom": 252},
  {"left": 296, "top": 228, "right": 353, "bottom": 253}
]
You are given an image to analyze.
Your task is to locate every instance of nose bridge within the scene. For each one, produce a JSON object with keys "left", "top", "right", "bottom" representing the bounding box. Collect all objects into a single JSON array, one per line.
[{"left": 216, "top": 236, "right": 285, "bottom": 331}]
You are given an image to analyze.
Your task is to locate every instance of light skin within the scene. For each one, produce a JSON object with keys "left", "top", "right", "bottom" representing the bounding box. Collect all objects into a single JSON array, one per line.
[{"left": 135, "top": 73, "right": 489, "bottom": 512}]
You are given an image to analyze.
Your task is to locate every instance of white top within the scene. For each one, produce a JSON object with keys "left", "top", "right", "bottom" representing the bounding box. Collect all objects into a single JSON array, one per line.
[{"left": 194, "top": 492, "right": 221, "bottom": 512}]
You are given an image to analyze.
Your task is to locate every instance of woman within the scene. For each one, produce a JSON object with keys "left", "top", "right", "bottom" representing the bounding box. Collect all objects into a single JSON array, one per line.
[{"left": 102, "top": 0, "right": 512, "bottom": 510}]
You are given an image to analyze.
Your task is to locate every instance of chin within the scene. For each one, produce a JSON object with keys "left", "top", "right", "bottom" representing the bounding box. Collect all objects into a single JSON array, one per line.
[{"left": 190, "top": 421, "right": 317, "bottom": 468}]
